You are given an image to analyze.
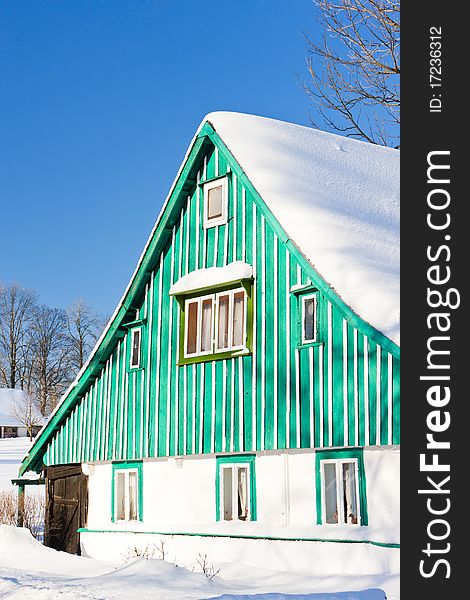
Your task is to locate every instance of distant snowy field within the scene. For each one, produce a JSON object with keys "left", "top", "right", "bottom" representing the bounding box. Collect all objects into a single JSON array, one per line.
[
  {"left": 0, "top": 442, "right": 398, "bottom": 599},
  {"left": 0, "top": 437, "right": 37, "bottom": 492}
]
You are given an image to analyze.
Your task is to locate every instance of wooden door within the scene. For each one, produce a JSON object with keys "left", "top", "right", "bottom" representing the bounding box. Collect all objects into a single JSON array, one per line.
[{"left": 44, "top": 464, "right": 88, "bottom": 554}]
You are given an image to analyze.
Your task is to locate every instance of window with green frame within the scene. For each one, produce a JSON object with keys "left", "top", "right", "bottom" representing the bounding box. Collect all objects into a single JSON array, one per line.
[
  {"left": 216, "top": 455, "right": 257, "bottom": 522},
  {"left": 315, "top": 449, "right": 368, "bottom": 526},
  {"left": 178, "top": 282, "right": 253, "bottom": 365},
  {"left": 112, "top": 461, "right": 143, "bottom": 523}
]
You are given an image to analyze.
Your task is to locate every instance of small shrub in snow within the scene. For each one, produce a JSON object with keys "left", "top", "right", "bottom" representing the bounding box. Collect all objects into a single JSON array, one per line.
[
  {"left": 196, "top": 552, "right": 220, "bottom": 581},
  {"left": 122, "top": 543, "right": 157, "bottom": 561},
  {"left": 0, "top": 491, "right": 44, "bottom": 541},
  {"left": 0, "top": 491, "right": 17, "bottom": 526}
]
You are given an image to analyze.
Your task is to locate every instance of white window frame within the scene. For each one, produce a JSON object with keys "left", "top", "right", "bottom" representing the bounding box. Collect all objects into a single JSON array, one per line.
[
  {"left": 129, "top": 327, "right": 142, "bottom": 369},
  {"left": 184, "top": 293, "right": 216, "bottom": 358},
  {"left": 320, "top": 458, "right": 361, "bottom": 526},
  {"left": 219, "top": 462, "right": 251, "bottom": 522},
  {"left": 203, "top": 177, "right": 228, "bottom": 228},
  {"left": 301, "top": 294, "right": 317, "bottom": 344},
  {"left": 183, "top": 287, "right": 247, "bottom": 358},
  {"left": 114, "top": 468, "right": 139, "bottom": 523}
]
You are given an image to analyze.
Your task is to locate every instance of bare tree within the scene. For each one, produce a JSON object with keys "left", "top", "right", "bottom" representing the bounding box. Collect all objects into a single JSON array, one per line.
[
  {"left": 0, "top": 283, "right": 37, "bottom": 389},
  {"left": 304, "top": 0, "right": 400, "bottom": 146},
  {"left": 66, "top": 299, "right": 104, "bottom": 372},
  {"left": 9, "top": 391, "right": 43, "bottom": 441},
  {"left": 29, "top": 305, "right": 72, "bottom": 415}
]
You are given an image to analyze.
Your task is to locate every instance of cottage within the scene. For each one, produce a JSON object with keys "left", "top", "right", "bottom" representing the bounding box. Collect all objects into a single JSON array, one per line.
[
  {"left": 19, "top": 112, "right": 399, "bottom": 575},
  {"left": 0, "top": 389, "right": 43, "bottom": 439}
]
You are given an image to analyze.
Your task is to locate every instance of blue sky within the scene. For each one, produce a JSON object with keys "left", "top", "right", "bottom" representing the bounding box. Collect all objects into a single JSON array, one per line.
[{"left": 1, "top": 0, "right": 317, "bottom": 316}]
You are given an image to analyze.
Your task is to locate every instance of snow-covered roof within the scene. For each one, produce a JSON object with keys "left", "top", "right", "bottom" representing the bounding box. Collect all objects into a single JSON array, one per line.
[
  {"left": 170, "top": 262, "right": 253, "bottom": 296},
  {"left": 203, "top": 112, "right": 400, "bottom": 344},
  {"left": 0, "top": 389, "right": 26, "bottom": 426},
  {"left": 0, "top": 389, "right": 46, "bottom": 427}
]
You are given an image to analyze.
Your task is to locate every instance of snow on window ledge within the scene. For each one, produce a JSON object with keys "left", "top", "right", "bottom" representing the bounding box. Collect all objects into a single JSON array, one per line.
[{"left": 169, "top": 262, "right": 253, "bottom": 296}]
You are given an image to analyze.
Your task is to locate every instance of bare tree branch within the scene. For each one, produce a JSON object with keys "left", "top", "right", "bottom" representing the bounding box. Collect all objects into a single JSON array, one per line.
[{"left": 304, "top": 0, "right": 400, "bottom": 146}]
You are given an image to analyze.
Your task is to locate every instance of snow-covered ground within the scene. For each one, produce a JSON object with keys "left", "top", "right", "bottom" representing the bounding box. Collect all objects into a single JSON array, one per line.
[
  {"left": 0, "top": 441, "right": 398, "bottom": 599},
  {"left": 0, "top": 526, "right": 398, "bottom": 600},
  {"left": 0, "top": 437, "right": 36, "bottom": 492}
]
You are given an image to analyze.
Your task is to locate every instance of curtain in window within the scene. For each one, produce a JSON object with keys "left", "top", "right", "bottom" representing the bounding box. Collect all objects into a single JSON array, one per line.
[
  {"left": 186, "top": 302, "right": 198, "bottom": 354},
  {"left": 237, "top": 467, "right": 248, "bottom": 520},
  {"left": 116, "top": 472, "right": 126, "bottom": 521},
  {"left": 232, "top": 292, "right": 244, "bottom": 347},
  {"left": 217, "top": 295, "right": 229, "bottom": 349},
  {"left": 128, "top": 471, "right": 138, "bottom": 521},
  {"left": 342, "top": 462, "right": 358, "bottom": 524},
  {"left": 323, "top": 463, "right": 338, "bottom": 524},
  {"left": 208, "top": 186, "right": 223, "bottom": 219},
  {"left": 304, "top": 298, "right": 315, "bottom": 341},
  {"left": 200, "top": 299, "right": 213, "bottom": 352},
  {"left": 223, "top": 467, "right": 233, "bottom": 520}
]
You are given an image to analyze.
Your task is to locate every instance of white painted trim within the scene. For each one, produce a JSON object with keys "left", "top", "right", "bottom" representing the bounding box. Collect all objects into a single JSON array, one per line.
[
  {"left": 327, "top": 302, "right": 333, "bottom": 446},
  {"left": 319, "top": 344, "right": 324, "bottom": 447},
  {"left": 376, "top": 345, "right": 381, "bottom": 445},
  {"left": 295, "top": 348, "right": 300, "bottom": 448},
  {"left": 238, "top": 356, "right": 244, "bottom": 452},
  {"left": 309, "top": 345, "right": 314, "bottom": 448},
  {"left": 260, "top": 216, "right": 266, "bottom": 451},
  {"left": 353, "top": 329, "right": 359, "bottom": 447},
  {"left": 251, "top": 205, "right": 257, "bottom": 450},
  {"left": 129, "top": 327, "right": 142, "bottom": 370},
  {"left": 273, "top": 235, "right": 278, "bottom": 449},
  {"left": 145, "top": 273, "right": 154, "bottom": 457},
  {"left": 364, "top": 336, "right": 370, "bottom": 447},
  {"left": 387, "top": 353, "right": 393, "bottom": 445},
  {"left": 203, "top": 177, "right": 228, "bottom": 229},
  {"left": 343, "top": 319, "right": 348, "bottom": 446},
  {"left": 285, "top": 250, "right": 290, "bottom": 448},
  {"left": 301, "top": 293, "right": 318, "bottom": 344},
  {"left": 320, "top": 457, "right": 361, "bottom": 526}
]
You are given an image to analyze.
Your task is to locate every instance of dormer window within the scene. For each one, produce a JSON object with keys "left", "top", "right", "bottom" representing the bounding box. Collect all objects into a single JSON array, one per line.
[{"left": 203, "top": 177, "right": 227, "bottom": 228}]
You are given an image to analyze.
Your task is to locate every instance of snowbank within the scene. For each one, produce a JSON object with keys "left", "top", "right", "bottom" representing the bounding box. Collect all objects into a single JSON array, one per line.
[{"left": 0, "top": 526, "right": 398, "bottom": 599}]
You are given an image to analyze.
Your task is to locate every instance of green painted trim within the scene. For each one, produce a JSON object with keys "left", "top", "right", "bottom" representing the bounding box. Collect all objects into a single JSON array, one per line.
[
  {"left": 215, "top": 454, "right": 257, "bottom": 522},
  {"left": 315, "top": 448, "right": 368, "bottom": 526},
  {"left": 77, "top": 527, "right": 399, "bottom": 548},
  {"left": 111, "top": 461, "right": 143, "bottom": 523},
  {"left": 177, "top": 282, "right": 253, "bottom": 367}
]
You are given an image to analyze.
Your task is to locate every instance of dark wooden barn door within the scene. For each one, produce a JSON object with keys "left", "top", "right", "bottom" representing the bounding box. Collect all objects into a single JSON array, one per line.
[{"left": 44, "top": 464, "right": 88, "bottom": 554}]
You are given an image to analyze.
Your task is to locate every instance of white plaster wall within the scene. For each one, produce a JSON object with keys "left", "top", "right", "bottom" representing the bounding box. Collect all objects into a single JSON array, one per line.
[
  {"left": 363, "top": 446, "right": 400, "bottom": 532},
  {"left": 286, "top": 452, "right": 317, "bottom": 525},
  {"left": 85, "top": 462, "right": 113, "bottom": 528},
  {"left": 83, "top": 447, "right": 399, "bottom": 540},
  {"left": 143, "top": 456, "right": 215, "bottom": 524},
  {"left": 80, "top": 531, "right": 399, "bottom": 575}
]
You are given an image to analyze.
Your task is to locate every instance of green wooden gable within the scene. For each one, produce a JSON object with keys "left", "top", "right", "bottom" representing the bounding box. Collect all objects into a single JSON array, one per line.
[{"left": 20, "top": 120, "right": 400, "bottom": 475}]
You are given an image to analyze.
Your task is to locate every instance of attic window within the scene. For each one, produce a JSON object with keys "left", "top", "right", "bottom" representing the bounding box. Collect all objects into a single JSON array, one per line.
[
  {"left": 204, "top": 177, "right": 227, "bottom": 228},
  {"left": 130, "top": 328, "right": 141, "bottom": 369}
]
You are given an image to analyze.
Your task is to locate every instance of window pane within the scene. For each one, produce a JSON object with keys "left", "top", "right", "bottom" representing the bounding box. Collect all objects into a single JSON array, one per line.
[
  {"left": 342, "top": 462, "right": 358, "bottom": 524},
  {"left": 232, "top": 292, "right": 245, "bottom": 347},
  {"left": 217, "top": 295, "right": 230, "bottom": 349},
  {"left": 237, "top": 466, "right": 248, "bottom": 521},
  {"left": 200, "top": 299, "right": 213, "bottom": 352},
  {"left": 116, "top": 472, "right": 126, "bottom": 521},
  {"left": 323, "top": 463, "right": 338, "bottom": 524},
  {"left": 207, "top": 185, "right": 223, "bottom": 219},
  {"left": 303, "top": 298, "right": 315, "bottom": 342},
  {"left": 223, "top": 467, "right": 233, "bottom": 521},
  {"left": 128, "top": 471, "right": 138, "bottom": 521},
  {"left": 186, "top": 302, "right": 198, "bottom": 355},
  {"left": 131, "top": 330, "right": 141, "bottom": 367}
]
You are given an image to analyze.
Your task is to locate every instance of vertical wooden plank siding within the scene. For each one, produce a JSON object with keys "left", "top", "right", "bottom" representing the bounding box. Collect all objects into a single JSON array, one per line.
[{"left": 43, "top": 143, "right": 400, "bottom": 468}]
